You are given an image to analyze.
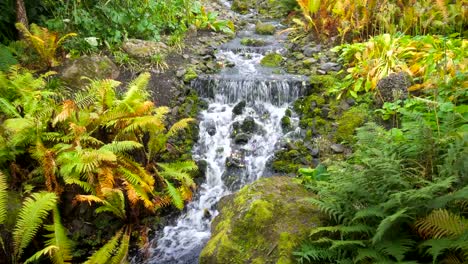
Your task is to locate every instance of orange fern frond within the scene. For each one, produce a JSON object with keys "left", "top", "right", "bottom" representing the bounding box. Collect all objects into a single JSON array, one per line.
[{"left": 415, "top": 209, "right": 468, "bottom": 239}]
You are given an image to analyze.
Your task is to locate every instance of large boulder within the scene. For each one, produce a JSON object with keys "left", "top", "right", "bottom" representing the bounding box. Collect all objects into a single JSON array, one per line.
[
  {"left": 122, "top": 39, "right": 167, "bottom": 58},
  {"left": 375, "top": 72, "right": 411, "bottom": 106},
  {"left": 60, "top": 55, "right": 119, "bottom": 89},
  {"left": 200, "top": 177, "right": 323, "bottom": 264}
]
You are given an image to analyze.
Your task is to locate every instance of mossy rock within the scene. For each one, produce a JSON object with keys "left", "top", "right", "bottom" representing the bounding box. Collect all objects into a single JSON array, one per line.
[
  {"left": 60, "top": 55, "right": 119, "bottom": 90},
  {"left": 241, "top": 38, "right": 267, "bottom": 47},
  {"left": 335, "top": 105, "right": 368, "bottom": 143},
  {"left": 183, "top": 68, "right": 198, "bottom": 83},
  {"left": 231, "top": 0, "right": 249, "bottom": 14},
  {"left": 200, "top": 177, "right": 322, "bottom": 264},
  {"left": 255, "top": 22, "right": 276, "bottom": 35},
  {"left": 260, "top": 53, "right": 283, "bottom": 67}
]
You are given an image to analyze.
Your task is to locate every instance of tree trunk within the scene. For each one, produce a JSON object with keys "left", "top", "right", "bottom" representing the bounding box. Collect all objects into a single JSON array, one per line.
[{"left": 15, "top": 0, "right": 29, "bottom": 37}]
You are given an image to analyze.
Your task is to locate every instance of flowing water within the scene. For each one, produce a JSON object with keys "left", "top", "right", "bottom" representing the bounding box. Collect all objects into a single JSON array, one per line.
[{"left": 144, "top": 22, "right": 308, "bottom": 264}]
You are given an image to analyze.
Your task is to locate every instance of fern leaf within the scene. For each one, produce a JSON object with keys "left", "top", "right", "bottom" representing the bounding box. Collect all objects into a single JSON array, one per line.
[
  {"left": 165, "top": 180, "right": 184, "bottom": 210},
  {"left": 84, "top": 229, "right": 123, "bottom": 264},
  {"left": 0, "top": 171, "right": 7, "bottom": 225},
  {"left": 24, "top": 245, "right": 59, "bottom": 264},
  {"left": 100, "top": 141, "right": 143, "bottom": 154},
  {"left": 43, "top": 207, "right": 74, "bottom": 264},
  {"left": 109, "top": 227, "right": 130, "bottom": 264},
  {"left": 352, "top": 206, "right": 386, "bottom": 222},
  {"left": 416, "top": 209, "right": 468, "bottom": 239},
  {"left": 13, "top": 192, "right": 58, "bottom": 259},
  {"left": 0, "top": 97, "right": 20, "bottom": 117},
  {"left": 167, "top": 118, "right": 195, "bottom": 137},
  {"left": 372, "top": 208, "right": 412, "bottom": 244},
  {"left": 329, "top": 239, "right": 366, "bottom": 250},
  {"left": 122, "top": 73, "right": 150, "bottom": 106},
  {"left": 377, "top": 238, "right": 415, "bottom": 262},
  {"left": 74, "top": 195, "right": 104, "bottom": 205}
]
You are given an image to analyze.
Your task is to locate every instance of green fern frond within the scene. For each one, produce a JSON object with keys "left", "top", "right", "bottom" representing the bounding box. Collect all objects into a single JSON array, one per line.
[
  {"left": 13, "top": 192, "right": 58, "bottom": 259},
  {"left": 62, "top": 177, "right": 94, "bottom": 193},
  {"left": 352, "top": 207, "right": 386, "bottom": 222},
  {"left": 165, "top": 180, "right": 184, "bottom": 210},
  {"left": 84, "top": 229, "right": 124, "bottom": 264},
  {"left": 0, "top": 171, "right": 7, "bottom": 225},
  {"left": 118, "top": 168, "right": 152, "bottom": 192},
  {"left": 120, "top": 116, "right": 165, "bottom": 134},
  {"left": 310, "top": 224, "right": 373, "bottom": 237},
  {"left": 157, "top": 162, "right": 196, "bottom": 188},
  {"left": 109, "top": 227, "right": 130, "bottom": 264},
  {"left": 308, "top": 198, "right": 345, "bottom": 223},
  {"left": 416, "top": 209, "right": 468, "bottom": 239},
  {"left": 329, "top": 239, "right": 366, "bottom": 250},
  {"left": 24, "top": 245, "right": 59, "bottom": 264},
  {"left": 122, "top": 73, "right": 150, "bottom": 106},
  {"left": 95, "top": 189, "right": 126, "bottom": 219},
  {"left": 101, "top": 141, "right": 143, "bottom": 154},
  {"left": 432, "top": 186, "right": 468, "bottom": 209},
  {"left": 355, "top": 248, "right": 386, "bottom": 262},
  {"left": 167, "top": 118, "right": 195, "bottom": 137},
  {"left": 0, "top": 97, "right": 20, "bottom": 117},
  {"left": 372, "top": 208, "right": 412, "bottom": 244},
  {"left": 43, "top": 207, "right": 74, "bottom": 264},
  {"left": 377, "top": 238, "right": 416, "bottom": 262},
  {"left": 420, "top": 235, "right": 468, "bottom": 264},
  {"left": 293, "top": 243, "right": 335, "bottom": 262}
]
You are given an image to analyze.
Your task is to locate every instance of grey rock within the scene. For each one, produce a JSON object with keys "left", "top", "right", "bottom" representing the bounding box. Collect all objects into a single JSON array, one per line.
[
  {"left": 234, "top": 133, "right": 250, "bottom": 145},
  {"left": 176, "top": 69, "right": 186, "bottom": 78},
  {"left": 303, "top": 45, "right": 321, "bottom": 57},
  {"left": 319, "top": 62, "right": 342, "bottom": 73},
  {"left": 232, "top": 100, "right": 246, "bottom": 116},
  {"left": 331, "top": 144, "right": 345, "bottom": 153},
  {"left": 122, "top": 39, "right": 167, "bottom": 58},
  {"left": 60, "top": 55, "right": 119, "bottom": 90}
]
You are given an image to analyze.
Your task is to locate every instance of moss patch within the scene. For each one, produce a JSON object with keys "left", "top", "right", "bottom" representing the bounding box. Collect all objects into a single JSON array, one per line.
[
  {"left": 255, "top": 22, "right": 276, "bottom": 35},
  {"left": 335, "top": 105, "right": 368, "bottom": 143},
  {"left": 260, "top": 53, "right": 283, "bottom": 67},
  {"left": 240, "top": 38, "right": 267, "bottom": 47},
  {"left": 200, "top": 177, "right": 323, "bottom": 264}
]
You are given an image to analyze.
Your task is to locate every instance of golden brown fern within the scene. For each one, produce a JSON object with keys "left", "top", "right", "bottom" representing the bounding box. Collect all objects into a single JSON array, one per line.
[{"left": 416, "top": 209, "right": 468, "bottom": 239}]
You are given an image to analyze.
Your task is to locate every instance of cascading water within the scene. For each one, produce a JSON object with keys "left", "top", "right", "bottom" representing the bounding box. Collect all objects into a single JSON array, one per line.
[{"left": 144, "top": 23, "right": 308, "bottom": 264}]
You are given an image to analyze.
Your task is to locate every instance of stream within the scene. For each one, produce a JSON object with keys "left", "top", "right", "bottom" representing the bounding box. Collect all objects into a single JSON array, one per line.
[{"left": 144, "top": 20, "right": 308, "bottom": 264}]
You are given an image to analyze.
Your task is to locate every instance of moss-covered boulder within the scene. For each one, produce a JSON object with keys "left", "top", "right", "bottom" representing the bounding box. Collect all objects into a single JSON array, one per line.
[
  {"left": 200, "top": 177, "right": 322, "bottom": 264},
  {"left": 231, "top": 0, "right": 249, "bottom": 14},
  {"left": 241, "top": 38, "right": 268, "bottom": 47},
  {"left": 255, "top": 22, "right": 276, "bottom": 35},
  {"left": 183, "top": 68, "right": 198, "bottom": 83},
  {"left": 260, "top": 53, "right": 283, "bottom": 67},
  {"left": 60, "top": 55, "right": 119, "bottom": 90},
  {"left": 122, "top": 39, "right": 167, "bottom": 58}
]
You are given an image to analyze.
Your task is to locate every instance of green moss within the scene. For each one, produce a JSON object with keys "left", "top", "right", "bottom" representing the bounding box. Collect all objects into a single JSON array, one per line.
[
  {"left": 200, "top": 177, "right": 323, "bottom": 264},
  {"left": 241, "top": 38, "right": 267, "bottom": 47},
  {"left": 231, "top": 0, "right": 249, "bottom": 14},
  {"left": 255, "top": 22, "right": 276, "bottom": 35},
  {"left": 260, "top": 53, "right": 283, "bottom": 67},
  {"left": 281, "top": 116, "right": 292, "bottom": 132},
  {"left": 335, "top": 105, "right": 368, "bottom": 143},
  {"left": 183, "top": 68, "right": 198, "bottom": 83}
]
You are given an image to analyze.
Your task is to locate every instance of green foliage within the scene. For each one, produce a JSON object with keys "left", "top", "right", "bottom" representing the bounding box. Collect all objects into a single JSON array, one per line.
[
  {"left": 12, "top": 192, "right": 58, "bottom": 262},
  {"left": 295, "top": 90, "right": 467, "bottom": 263},
  {"left": 331, "top": 34, "right": 467, "bottom": 98},
  {"left": 192, "top": 4, "right": 235, "bottom": 34},
  {"left": 0, "top": 67, "right": 199, "bottom": 262},
  {"left": 15, "top": 23, "right": 77, "bottom": 68},
  {"left": 0, "top": 44, "right": 18, "bottom": 71},
  {"left": 290, "top": 0, "right": 467, "bottom": 41}
]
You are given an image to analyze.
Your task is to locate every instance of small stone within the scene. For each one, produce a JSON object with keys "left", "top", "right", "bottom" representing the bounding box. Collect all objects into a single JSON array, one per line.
[
  {"left": 303, "top": 45, "right": 321, "bottom": 57},
  {"left": 317, "top": 69, "right": 327, "bottom": 75},
  {"left": 311, "top": 148, "right": 320, "bottom": 157},
  {"left": 234, "top": 133, "right": 250, "bottom": 145},
  {"left": 241, "top": 117, "right": 256, "bottom": 134},
  {"left": 331, "top": 144, "right": 345, "bottom": 153},
  {"left": 176, "top": 69, "right": 186, "bottom": 78},
  {"left": 319, "top": 62, "right": 342, "bottom": 73},
  {"left": 233, "top": 101, "right": 246, "bottom": 116},
  {"left": 303, "top": 58, "right": 317, "bottom": 67},
  {"left": 255, "top": 22, "right": 276, "bottom": 35},
  {"left": 206, "top": 119, "right": 216, "bottom": 136},
  {"left": 182, "top": 54, "right": 190, "bottom": 59}
]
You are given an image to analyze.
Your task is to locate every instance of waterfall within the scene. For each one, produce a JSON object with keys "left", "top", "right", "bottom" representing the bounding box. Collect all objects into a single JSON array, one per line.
[{"left": 143, "top": 23, "right": 308, "bottom": 264}]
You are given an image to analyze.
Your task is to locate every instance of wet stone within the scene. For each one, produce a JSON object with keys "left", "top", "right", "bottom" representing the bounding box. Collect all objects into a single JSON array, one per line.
[{"left": 331, "top": 144, "right": 345, "bottom": 153}]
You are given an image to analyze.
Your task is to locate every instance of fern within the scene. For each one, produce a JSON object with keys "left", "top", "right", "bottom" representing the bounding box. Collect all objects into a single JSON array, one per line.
[
  {"left": 416, "top": 209, "right": 468, "bottom": 239},
  {"left": 41, "top": 207, "right": 74, "bottom": 264},
  {"left": 165, "top": 180, "right": 184, "bottom": 210},
  {"left": 13, "top": 192, "right": 58, "bottom": 259},
  {"left": 0, "top": 171, "right": 7, "bottom": 225},
  {"left": 372, "top": 208, "right": 412, "bottom": 244},
  {"left": 167, "top": 118, "right": 195, "bottom": 137},
  {"left": 84, "top": 229, "right": 124, "bottom": 264}
]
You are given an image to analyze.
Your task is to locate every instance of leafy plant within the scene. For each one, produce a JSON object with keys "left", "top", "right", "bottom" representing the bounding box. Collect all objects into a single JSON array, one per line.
[
  {"left": 192, "top": 5, "right": 235, "bottom": 34},
  {"left": 15, "top": 23, "right": 76, "bottom": 68}
]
